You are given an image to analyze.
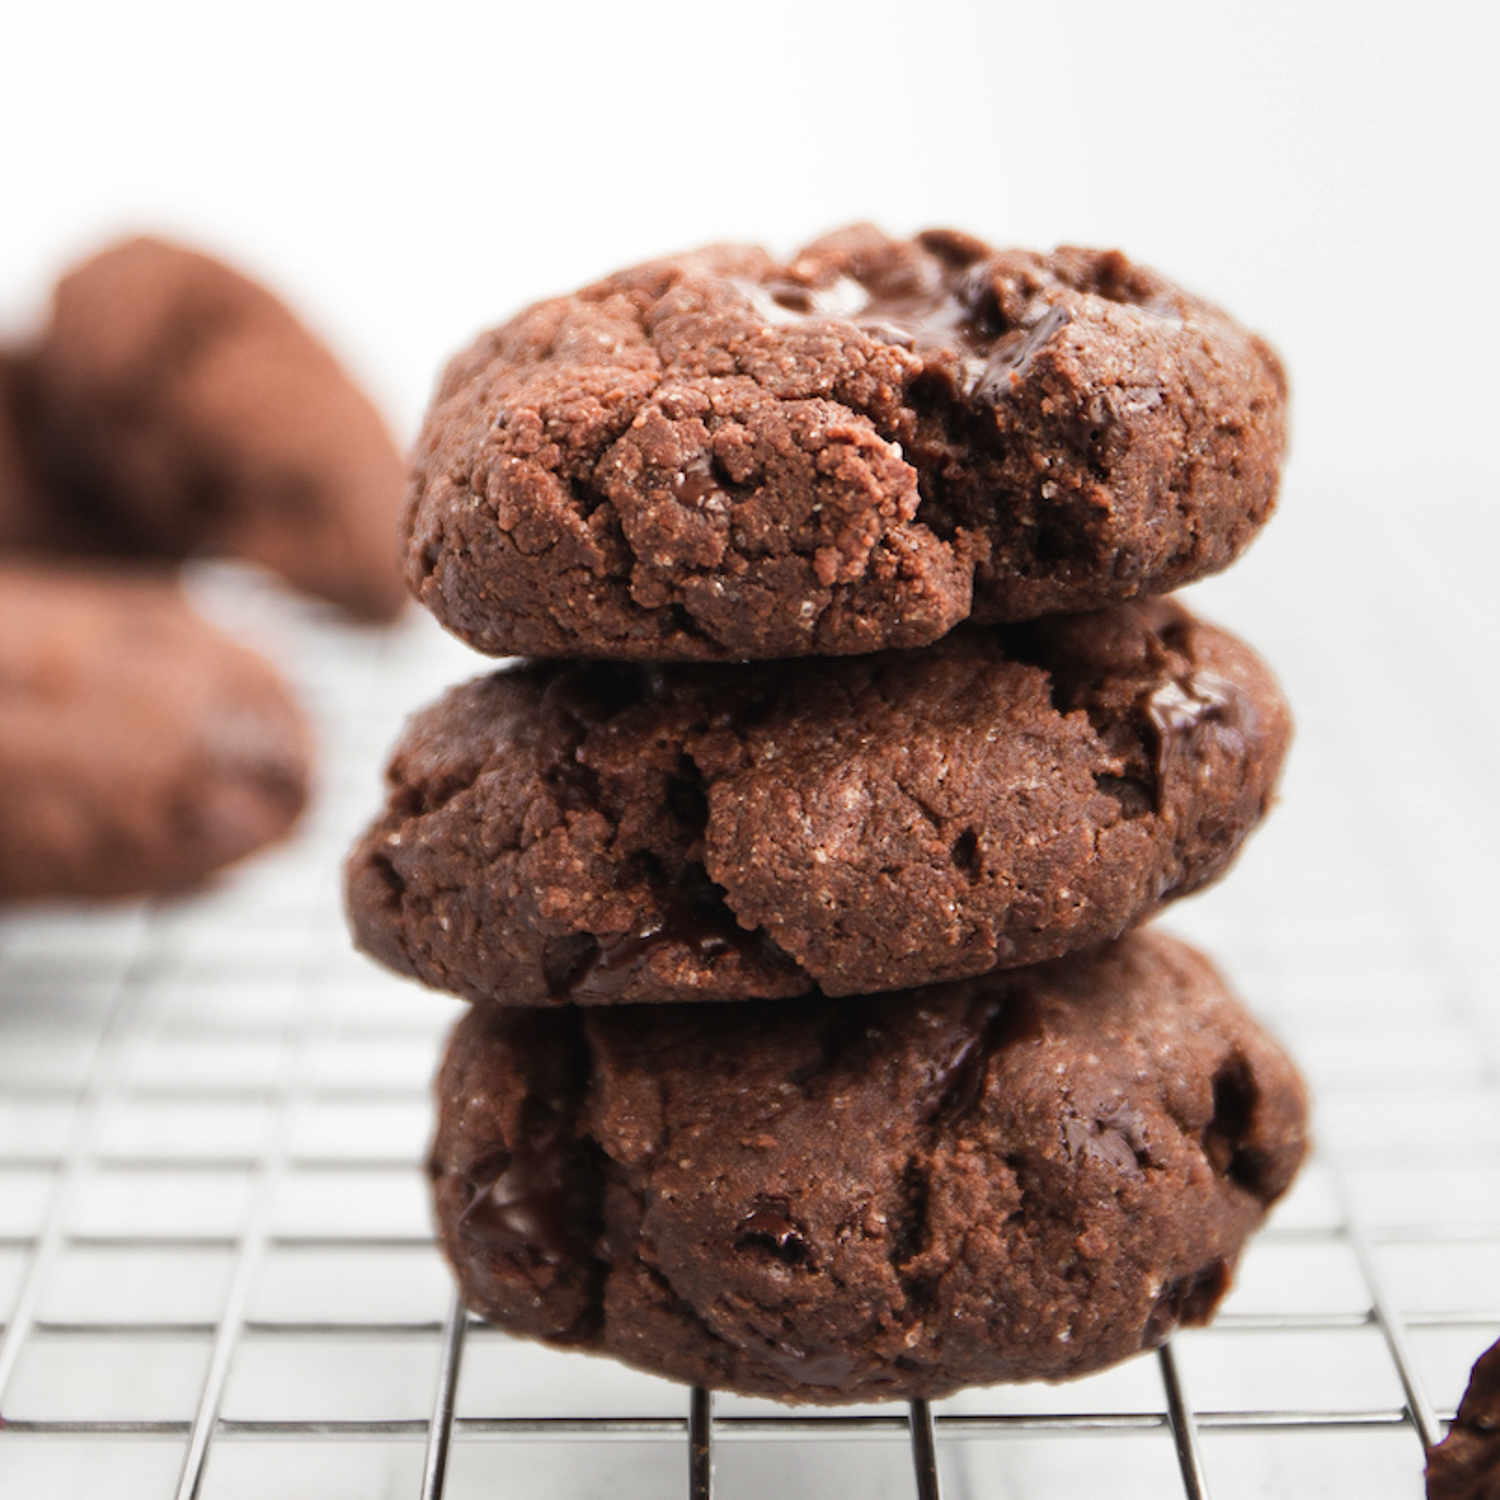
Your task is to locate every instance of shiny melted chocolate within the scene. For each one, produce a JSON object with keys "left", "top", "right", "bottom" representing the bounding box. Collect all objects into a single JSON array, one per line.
[
  {"left": 460, "top": 1142, "right": 578, "bottom": 1264},
  {"left": 563, "top": 886, "right": 769, "bottom": 1003},
  {"left": 740, "top": 259, "right": 1072, "bottom": 403},
  {"left": 735, "top": 1201, "right": 812, "bottom": 1266},
  {"left": 1141, "top": 1259, "right": 1231, "bottom": 1347},
  {"left": 932, "top": 991, "right": 1046, "bottom": 1122},
  {"left": 458, "top": 1048, "right": 587, "bottom": 1265},
  {"left": 670, "top": 455, "right": 729, "bottom": 509},
  {"left": 737, "top": 1204, "right": 802, "bottom": 1251},
  {"left": 1143, "top": 671, "right": 1247, "bottom": 811},
  {"left": 1062, "top": 1104, "right": 1152, "bottom": 1175}
]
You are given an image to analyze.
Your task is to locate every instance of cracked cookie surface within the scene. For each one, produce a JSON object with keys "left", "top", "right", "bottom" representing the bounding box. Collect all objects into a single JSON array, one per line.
[
  {"left": 406, "top": 225, "right": 1286, "bottom": 660},
  {"left": 428, "top": 929, "right": 1309, "bottom": 1402},
  {"left": 346, "top": 599, "right": 1289, "bottom": 1005}
]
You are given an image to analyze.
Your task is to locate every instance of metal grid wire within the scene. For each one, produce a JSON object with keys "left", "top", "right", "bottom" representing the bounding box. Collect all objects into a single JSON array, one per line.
[{"left": 2, "top": 491, "right": 1498, "bottom": 1498}]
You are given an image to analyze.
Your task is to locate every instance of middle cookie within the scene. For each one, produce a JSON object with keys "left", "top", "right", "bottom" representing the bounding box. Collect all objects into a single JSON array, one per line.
[{"left": 347, "top": 599, "right": 1289, "bottom": 1006}]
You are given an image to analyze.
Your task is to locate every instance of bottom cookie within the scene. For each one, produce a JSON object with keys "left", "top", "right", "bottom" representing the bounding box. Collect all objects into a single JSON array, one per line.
[{"left": 429, "top": 929, "right": 1309, "bottom": 1403}]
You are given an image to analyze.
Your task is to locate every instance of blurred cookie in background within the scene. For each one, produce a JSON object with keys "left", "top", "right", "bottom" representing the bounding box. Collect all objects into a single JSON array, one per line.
[
  {"left": 18, "top": 235, "right": 408, "bottom": 621},
  {"left": 0, "top": 353, "right": 54, "bottom": 551},
  {"left": 0, "top": 558, "right": 311, "bottom": 900}
]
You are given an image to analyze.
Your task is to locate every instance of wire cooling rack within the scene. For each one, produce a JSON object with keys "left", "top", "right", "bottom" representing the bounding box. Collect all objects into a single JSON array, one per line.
[{"left": 2, "top": 490, "right": 1498, "bottom": 1499}]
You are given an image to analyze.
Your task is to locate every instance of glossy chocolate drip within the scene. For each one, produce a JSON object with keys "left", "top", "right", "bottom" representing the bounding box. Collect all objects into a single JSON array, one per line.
[{"left": 1143, "top": 670, "right": 1247, "bottom": 811}]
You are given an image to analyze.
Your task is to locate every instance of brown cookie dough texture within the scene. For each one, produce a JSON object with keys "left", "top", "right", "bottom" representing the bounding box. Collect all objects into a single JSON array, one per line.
[
  {"left": 406, "top": 225, "right": 1286, "bottom": 661},
  {"left": 25, "top": 237, "right": 407, "bottom": 620},
  {"left": 347, "top": 598, "right": 1290, "bottom": 1006},
  {"left": 0, "top": 560, "right": 311, "bottom": 899},
  {"left": 429, "top": 929, "right": 1309, "bottom": 1402},
  {"left": 1427, "top": 1337, "right": 1500, "bottom": 1500}
]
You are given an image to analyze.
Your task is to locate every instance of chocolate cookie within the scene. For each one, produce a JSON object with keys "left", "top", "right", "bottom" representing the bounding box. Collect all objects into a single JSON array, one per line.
[
  {"left": 1428, "top": 1336, "right": 1500, "bottom": 1500},
  {"left": 406, "top": 224, "right": 1286, "bottom": 661},
  {"left": 429, "top": 929, "right": 1309, "bottom": 1402},
  {"left": 348, "top": 599, "right": 1290, "bottom": 1006},
  {"left": 27, "top": 236, "right": 407, "bottom": 620},
  {"left": 0, "top": 560, "right": 311, "bottom": 899},
  {"left": 0, "top": 354, "right": 49, "bottom": 551}
]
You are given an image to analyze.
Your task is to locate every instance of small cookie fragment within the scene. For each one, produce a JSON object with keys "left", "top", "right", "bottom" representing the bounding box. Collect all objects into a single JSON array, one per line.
[
  {"left": 27, "top": 236, "right": 407, "bottom": 620},
  {"left": 346, "top": 598, "right": 1290, "bottom": 1006},
  {"left": 407, "top": 225, "right": 1286, "bottom": 660},
  {"left": 429, "top": 929, "right": 1310, "bottom": 1403},
  {"left": 0, "top": 559, "right": 311, "bottom": 899},
  {"left": 1428, "top": 1337, "right": 1500, "bottom": 1500}
]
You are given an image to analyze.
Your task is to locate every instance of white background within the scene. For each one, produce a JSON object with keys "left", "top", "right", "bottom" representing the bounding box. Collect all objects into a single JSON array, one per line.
[{"left": 2, "top": 0, "right": 1495, "bottom": 497}]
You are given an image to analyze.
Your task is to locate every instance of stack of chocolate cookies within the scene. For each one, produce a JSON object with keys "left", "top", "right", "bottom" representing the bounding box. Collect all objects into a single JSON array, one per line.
[{"left": 346, "top": 226, "right": 1311, "bottom": 1403}]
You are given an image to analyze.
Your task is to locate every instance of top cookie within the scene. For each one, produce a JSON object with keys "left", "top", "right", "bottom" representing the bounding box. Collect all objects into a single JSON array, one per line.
[
  {"left": 407, "top": 225, "right": 1286, "bottom": 660},
  {"left": 25, "top": 237, "right": 408, "bottom": 621}
]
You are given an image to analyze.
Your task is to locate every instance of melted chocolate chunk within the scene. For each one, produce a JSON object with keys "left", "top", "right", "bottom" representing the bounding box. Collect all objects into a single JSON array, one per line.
[
  {"left": 1062, "top": 1104, "right": 1153, "bottom": 1175},
  {"left": 1141, "top": 1259, "right": 1231, "bottom": 1347},
  {"left": 670, "top": 456, "right": 730, "bottom": 509},
  {"left": 460, "top": 1132, "right": 577, "bottom": 1263},
  {"left": 1144, "top": 670, "right": 1248, "bottom": 810},
  {"left": 562, "top": 888, "right": 767, "bottom": 1003},
  {"left": 457, "top": 1023, "right": 594, "bottom": 1265},
  {"left": 971, "top": 305, "right": 1072, "bottom": 400},
  {"left": 933, "top": 992, "right": 1047, "bottom": 1123},
  {"left": 743, "top": 259, "right": 1072, "bottom": 403},
  {"left": 735, "top": 1202, "right": 812, "bottom": 1265}
]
